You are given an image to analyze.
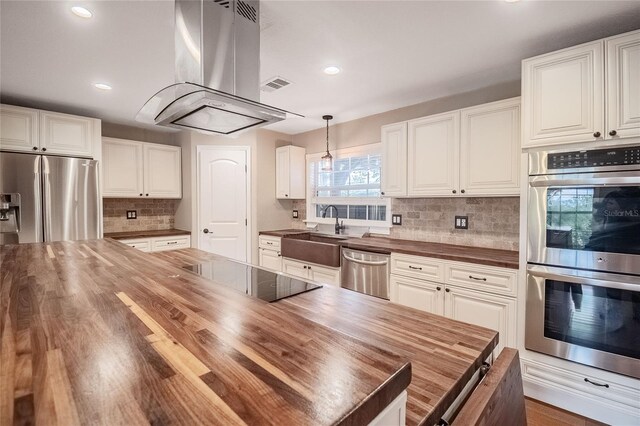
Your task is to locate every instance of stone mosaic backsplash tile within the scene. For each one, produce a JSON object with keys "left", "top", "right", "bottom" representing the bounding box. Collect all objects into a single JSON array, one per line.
[
  {"left": 103, "top": 198, "right": 178, "bottom": 233},
  {"left": 291, "top": 197, "right": 520, "bottom": 251}
]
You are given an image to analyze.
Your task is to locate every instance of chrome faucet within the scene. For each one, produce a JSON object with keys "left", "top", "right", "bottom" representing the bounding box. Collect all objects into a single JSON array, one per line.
[{"left": 322, "top": 205, "right": 346, "bottom": 235}]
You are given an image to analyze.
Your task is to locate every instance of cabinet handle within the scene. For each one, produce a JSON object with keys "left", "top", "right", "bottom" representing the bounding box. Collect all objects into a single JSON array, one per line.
[
  {"left": 584, "top": 378, "right": 609, "bottom": 388},
  {"left": 266, "top": 241, "right": 273, "bottom": 245},
  {"left": 41, "top": 147, "right": 47, "bottom": 152},
  {"left": 461, "top": 189, "right": 466, "bottom": 194},
  {"left": 408, "top": 265, "right": 422, "bottom": 270},
  {"left": 469, "top": 275, "right": 487, "bottom": 281},
  {"left": 452, "top": 190, "right": 457, "bottom": 194},
  {"left": 445, "top": 288, "right": 450, "bottom": 293},
  {"left": 32, "top": 146, "right": 38, "bottom": 151},
  {"left": 593, "top": 131, "right": 601, "bottom": 138},
  {"left": 609, "top": 130, "right": 617, "bottom": 137},
  {"left": 167, "top": 241, "right": 177, "bottom": 245},
  {"left": 436, "top": 286, "right": 441, "bottom": 291}
]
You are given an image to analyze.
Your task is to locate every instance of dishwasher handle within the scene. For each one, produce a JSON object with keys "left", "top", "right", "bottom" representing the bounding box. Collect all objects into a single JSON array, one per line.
[{"left": 342, "top": 253, "right": 389, "bottom": 266}]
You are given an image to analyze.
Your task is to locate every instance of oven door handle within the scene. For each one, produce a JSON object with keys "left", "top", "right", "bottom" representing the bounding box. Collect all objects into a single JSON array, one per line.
[
  {"left": 527, "top": 266, "right": 640, "bottom": 291},
  {"left": 530, "top": 176, "right": 640, "bottom": 187}
]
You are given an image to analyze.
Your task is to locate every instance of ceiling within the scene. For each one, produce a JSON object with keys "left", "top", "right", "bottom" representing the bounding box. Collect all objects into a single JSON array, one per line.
[{"left": 1, "top": 1, "right": 639, "bottom": 136}]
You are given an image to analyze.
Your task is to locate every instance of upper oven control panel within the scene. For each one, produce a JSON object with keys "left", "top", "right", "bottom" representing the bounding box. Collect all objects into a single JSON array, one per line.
[{"left": 548, "top": 146, "right": 640, "bottom": 170}]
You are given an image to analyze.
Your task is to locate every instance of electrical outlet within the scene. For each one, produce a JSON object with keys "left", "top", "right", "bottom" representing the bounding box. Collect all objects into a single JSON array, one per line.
[
  {"left": 126, "top": 210, "right": 137, "bottom": 220},
  {"left": 392, "top": 214, "right": 402, "bottom": 225},
  {"left": 455, "top": 215, "right": 468, "bottom": 229},
  {"left": 292, "top": 210, "right": 299, "bottom": 219}
]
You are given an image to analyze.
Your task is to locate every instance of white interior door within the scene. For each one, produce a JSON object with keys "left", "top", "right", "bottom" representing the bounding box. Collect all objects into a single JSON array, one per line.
[{"left": 198, "top": 148, "right": 248, "bottom": 262}]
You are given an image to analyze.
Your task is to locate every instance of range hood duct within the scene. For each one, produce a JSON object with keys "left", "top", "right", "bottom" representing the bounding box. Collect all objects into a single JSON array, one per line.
[{"left": 136, "top": 0, "right": 299, "bottom": 135}]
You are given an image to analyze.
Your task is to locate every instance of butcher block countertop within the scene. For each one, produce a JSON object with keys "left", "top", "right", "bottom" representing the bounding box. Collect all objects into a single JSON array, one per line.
[
  {"left": 104, "top": 228, "right": 191, "bottom": 240},
  {"left": 0, "top": 239, "right": 411, "bottom": 426},
  {"left": 154, "top": 249, "right": 499, "bottom": 426}
]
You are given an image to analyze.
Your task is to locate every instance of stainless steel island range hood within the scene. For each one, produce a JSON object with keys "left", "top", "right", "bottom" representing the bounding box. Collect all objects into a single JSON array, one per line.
[{"left": 136, "top": 0, "right": 299, "bottom": 135}]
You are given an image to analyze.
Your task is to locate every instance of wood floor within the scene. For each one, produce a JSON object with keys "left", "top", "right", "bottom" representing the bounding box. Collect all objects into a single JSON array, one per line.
[{"left": 525, "top": 398, "right": 606, "bottom": 426}]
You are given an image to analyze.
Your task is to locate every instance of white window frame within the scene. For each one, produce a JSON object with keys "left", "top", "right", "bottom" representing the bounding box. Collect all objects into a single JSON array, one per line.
[{"left": 306, "top": 143, "right": 391, "bottom": 231}]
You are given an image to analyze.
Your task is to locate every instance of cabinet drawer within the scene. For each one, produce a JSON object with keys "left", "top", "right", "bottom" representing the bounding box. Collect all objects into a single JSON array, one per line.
[
  {"left": 390, "top": 253, "right": 444, "bottom": 281},
  {"left": 259, "top": 235, "right": 281, "bottom": 250},
  {"left": 151, "top": 236, "right": 191, "bottom": 252},
  {"left": 120, "top": 239, "right": 151, "bottom": 252},
  {"left": 445, "top": 262, "right": 517, "bottom": 297}
]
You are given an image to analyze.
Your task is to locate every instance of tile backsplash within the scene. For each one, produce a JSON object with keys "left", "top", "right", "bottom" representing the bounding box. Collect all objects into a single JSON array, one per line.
[
  {"left": 103, "top": 198, "right": 178, "bottom": 233},
  {"left": 291, "top": 197, "right": 520, "bottom": 251}
]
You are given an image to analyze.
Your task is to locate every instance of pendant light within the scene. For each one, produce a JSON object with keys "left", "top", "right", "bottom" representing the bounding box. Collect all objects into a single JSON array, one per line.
[{"left": 321, "top": 115, "right": 333, "bottom": 171}]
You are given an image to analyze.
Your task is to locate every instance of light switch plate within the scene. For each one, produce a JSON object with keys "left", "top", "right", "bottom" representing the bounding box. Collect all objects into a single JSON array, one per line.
[
  {"left": 455, "top": 215, "right": 468, "bottom": 229},
  {"left": 392, "top": 214, "right": 402, "bottom": 225},
  {"left": 126, "top": 210, "right": 137, "bottom": 220},
  {"left": 292, "top": 210, "right": 299, "bottom": 219}
]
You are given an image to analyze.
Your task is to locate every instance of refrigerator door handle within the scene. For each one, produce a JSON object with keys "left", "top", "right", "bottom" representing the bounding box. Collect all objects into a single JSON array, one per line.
[
  {"left": 42, "top": 156, "right": 52, "bottom": 242},
  {"left": 34, "top": 155, "right": 43, "bottom": 242}
]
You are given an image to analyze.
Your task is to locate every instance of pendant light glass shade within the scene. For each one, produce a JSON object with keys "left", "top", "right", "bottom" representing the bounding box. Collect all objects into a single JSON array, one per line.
[{"left": 321, "top": 115, "right": 333, "bottom": 171}]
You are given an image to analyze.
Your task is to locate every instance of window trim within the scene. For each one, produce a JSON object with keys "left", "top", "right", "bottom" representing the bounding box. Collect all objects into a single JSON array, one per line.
[{"left": 306, "top": 143, "right": 391, "bottom": 230}]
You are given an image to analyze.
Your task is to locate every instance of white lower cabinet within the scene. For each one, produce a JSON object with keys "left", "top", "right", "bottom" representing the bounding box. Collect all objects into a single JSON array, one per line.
[
  {"left": 368, "top": 390, "right": 407, "bottom": 426},
  {"left": 390, "top": 253, "right": 517, "bottom": 356},
  {"left": 259, "top": 248, "right": 282, "bottom": 272},
  {"left": 119, "top": 235, "right": 191, "bottom": 253},
  {"left": 281, "top": 258, "right": 340, "bottom": 285}
]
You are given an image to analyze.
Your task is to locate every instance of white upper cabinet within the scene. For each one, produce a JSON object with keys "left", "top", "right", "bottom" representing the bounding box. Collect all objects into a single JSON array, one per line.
[
  {"left": 39, "top": 111, "right": 97, "bottom": 157},
  {"left": 607, "top": 30, "right": 640, "bottom": 140},
  {"left": 460, "top": 98, "right": 520, "bottom": 196},
  {"left": 0, "top": 104, "right": 99, "bottom": 157},
  {"left": 408, "top": 112, "right": 460, "bottom": 197},
  {"left": 522, "top": 29, "right": 640, "bottom": 148},
  {"left": 102, "top": 137, "right": 181, "bottom": 199},
  {"left": 143, "top": 144, "right": 182, "bottom": 198},
  {"left": 381, "top": 122, "right": 407, "bottom": 197},
  {"left": 276, "top": 145, "right": 305, "bottom": 199},
  {"left": 0, "top": 104, "right": 38, "bottom": 152},
  {"left": 522, "top": 41, "right": 604, "bottom": 147}
]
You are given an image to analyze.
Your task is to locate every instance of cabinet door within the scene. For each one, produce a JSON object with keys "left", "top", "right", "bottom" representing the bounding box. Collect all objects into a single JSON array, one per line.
[
  {"left": 282, "top": 258, "right": 309, "bottom": 280},
  {"left": 39, "top": 111, "right": 95, "bottom": 157},
  {"left": 275, "top": 146, "right": 290, "bottom": 199},
  {"left": 308, "top": 264, "right": 340, "bottom": 285},
  {"left": 460, "top": 98, "right": 520, "bottom": 196},
  {"left": 390, "top": 275, "right": 444, "bottom": 315},
  {"left": 143, "top": 144, "right": 181, "bottom": 198},
  {"left": 444, "top": 286, "right": 516, "bottom": 356},
  {"left": 259, "top": 249, "right": 283, "bottom": 272},
  {"left": 607, "top": 30, "right": 640, "bottom": 141},
  {"left": 102, "top": 138, "right": 144, "bottom": 197},
  {"left": 407, "top": 112, "right": 459, "bottom": 196},
  {"left": 381, "top": 122, "right": 407, "bottom": 197},
  {"left": 0, "top": 104, "right": 39, "bottom": 152},
  {"left": 522, "top": 41, "right": 604, "bottom": 147}
]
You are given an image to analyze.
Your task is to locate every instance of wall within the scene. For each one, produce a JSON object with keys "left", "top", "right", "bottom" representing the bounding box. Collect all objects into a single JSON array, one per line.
[
  {"left": 290, "top": 82, "right": 522, "bottom": 251},
  {"left": 103, "top": 198, "right": 178, "bottom": 233}
]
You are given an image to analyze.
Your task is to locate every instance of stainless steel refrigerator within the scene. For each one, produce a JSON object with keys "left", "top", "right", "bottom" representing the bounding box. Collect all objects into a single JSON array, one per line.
[{"left": 0, "top": 152, "right": 100, "bottom": 244}]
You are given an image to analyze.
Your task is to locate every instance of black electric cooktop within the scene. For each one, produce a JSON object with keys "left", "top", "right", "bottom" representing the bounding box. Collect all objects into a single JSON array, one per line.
[{"left": 182, "top": 257, "right": 322, "bottom": 302}]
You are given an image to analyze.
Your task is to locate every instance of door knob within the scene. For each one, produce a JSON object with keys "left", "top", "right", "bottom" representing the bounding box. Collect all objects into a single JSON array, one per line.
[{"left": 203, "top": 228, "right": 209, "bottom": 234}]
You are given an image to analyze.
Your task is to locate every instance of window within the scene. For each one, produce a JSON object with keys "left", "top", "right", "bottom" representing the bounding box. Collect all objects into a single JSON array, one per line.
[{"left": 307, "top": 144, "right": 390, "bottom": 229}]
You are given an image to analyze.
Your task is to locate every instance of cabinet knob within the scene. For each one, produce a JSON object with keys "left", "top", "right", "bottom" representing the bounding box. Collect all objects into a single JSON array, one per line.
[
  {"left": 461, "top": 189, "right": 466, "bottom": 194},
  {"left": 203, "top": 228, "right": 209, "bottom": 234},
  {"left": 609, "top": 130, "right": 617, "bottom": 137},
  {"left": 445, "top": 288, "right": 450, "bottom": 293},
  {"left": 32, "top": 146, "right": 38, "bottom": 151},
  {"left": 593, "top": 131, "right": 601, "bottom": 138},
  {"left": 381, "top": 191, "right": 385, "bottom": 196},
  {"left": 436, "top": 286, "right": 441, "bottom": 291},
  {"left": 285, "top": 194, "right": 288, "bottom": 197},
  {"left": 41, "top": 147, "right": 47, "bottom": 152},
  {"left": 145, "top": 193, "right": 149, "bottom": 196},
  {"left": 452, "top": 190, "right": 457, "bottom": 194},
  {"left": 139, "top": 193, "right": 143, "bottom": 196},
  {"left": 303, "top": 265, "right": 307, "bottom": 269},
  {"left": 308, "top": 266, "right": 312, "bottom": 270}
]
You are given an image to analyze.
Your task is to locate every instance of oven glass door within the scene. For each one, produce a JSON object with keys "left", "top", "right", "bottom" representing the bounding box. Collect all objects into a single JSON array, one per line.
[
  {"left": 528, "top": 172, "right": 640, "bottom": 274},
  {"left": 526, "top": 266, "right": 640, "bottom": 379}
]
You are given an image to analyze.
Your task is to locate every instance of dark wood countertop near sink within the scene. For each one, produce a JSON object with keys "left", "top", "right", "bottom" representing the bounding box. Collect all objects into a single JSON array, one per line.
[
  {"left": 341, "top": 236, "right": 519, "bottom": 269},
  {"left": 259, "top": 229, "right": 309, "bottom": 237},
  {"left": 153, "top": 248, "right": 499, "bottom": 426},
  {"left": 0, "top": 239, "right": 411, "bottom": 426},
  {"left": 104, "top": 228, "right": 191, "bottom": 240}
]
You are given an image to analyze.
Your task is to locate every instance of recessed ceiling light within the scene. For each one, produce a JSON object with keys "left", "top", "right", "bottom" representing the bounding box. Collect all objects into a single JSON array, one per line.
[
  {"left": 94, "top": 83, "right": 112, "bottom": 91},
  {"left": 323, "top": 66, "right": 341, "bottom": 75},
  {"left": 71, "top": 6, "right": 93, "bottom": 18}
]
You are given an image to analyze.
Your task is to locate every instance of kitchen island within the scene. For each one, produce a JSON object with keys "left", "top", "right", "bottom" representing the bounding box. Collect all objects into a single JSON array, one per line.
[{"left": 1, "top": 239, "right": 497, "bottom": 425}]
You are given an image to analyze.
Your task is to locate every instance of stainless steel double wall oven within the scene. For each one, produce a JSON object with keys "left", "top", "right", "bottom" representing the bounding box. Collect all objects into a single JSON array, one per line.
[{"left": 526, "top": 145, "right": 640, "bottom": 379}]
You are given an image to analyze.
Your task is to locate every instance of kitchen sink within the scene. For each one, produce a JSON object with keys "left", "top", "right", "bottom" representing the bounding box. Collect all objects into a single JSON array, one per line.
[{"left": 280, "top": 232, "right": 347, "bottom": 267}]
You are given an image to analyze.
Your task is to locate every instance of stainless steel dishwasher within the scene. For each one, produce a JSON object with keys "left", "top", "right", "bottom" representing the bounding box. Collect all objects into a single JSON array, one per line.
[{"left": 340, "top": 248, "right": 390, "bottom": 299}]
